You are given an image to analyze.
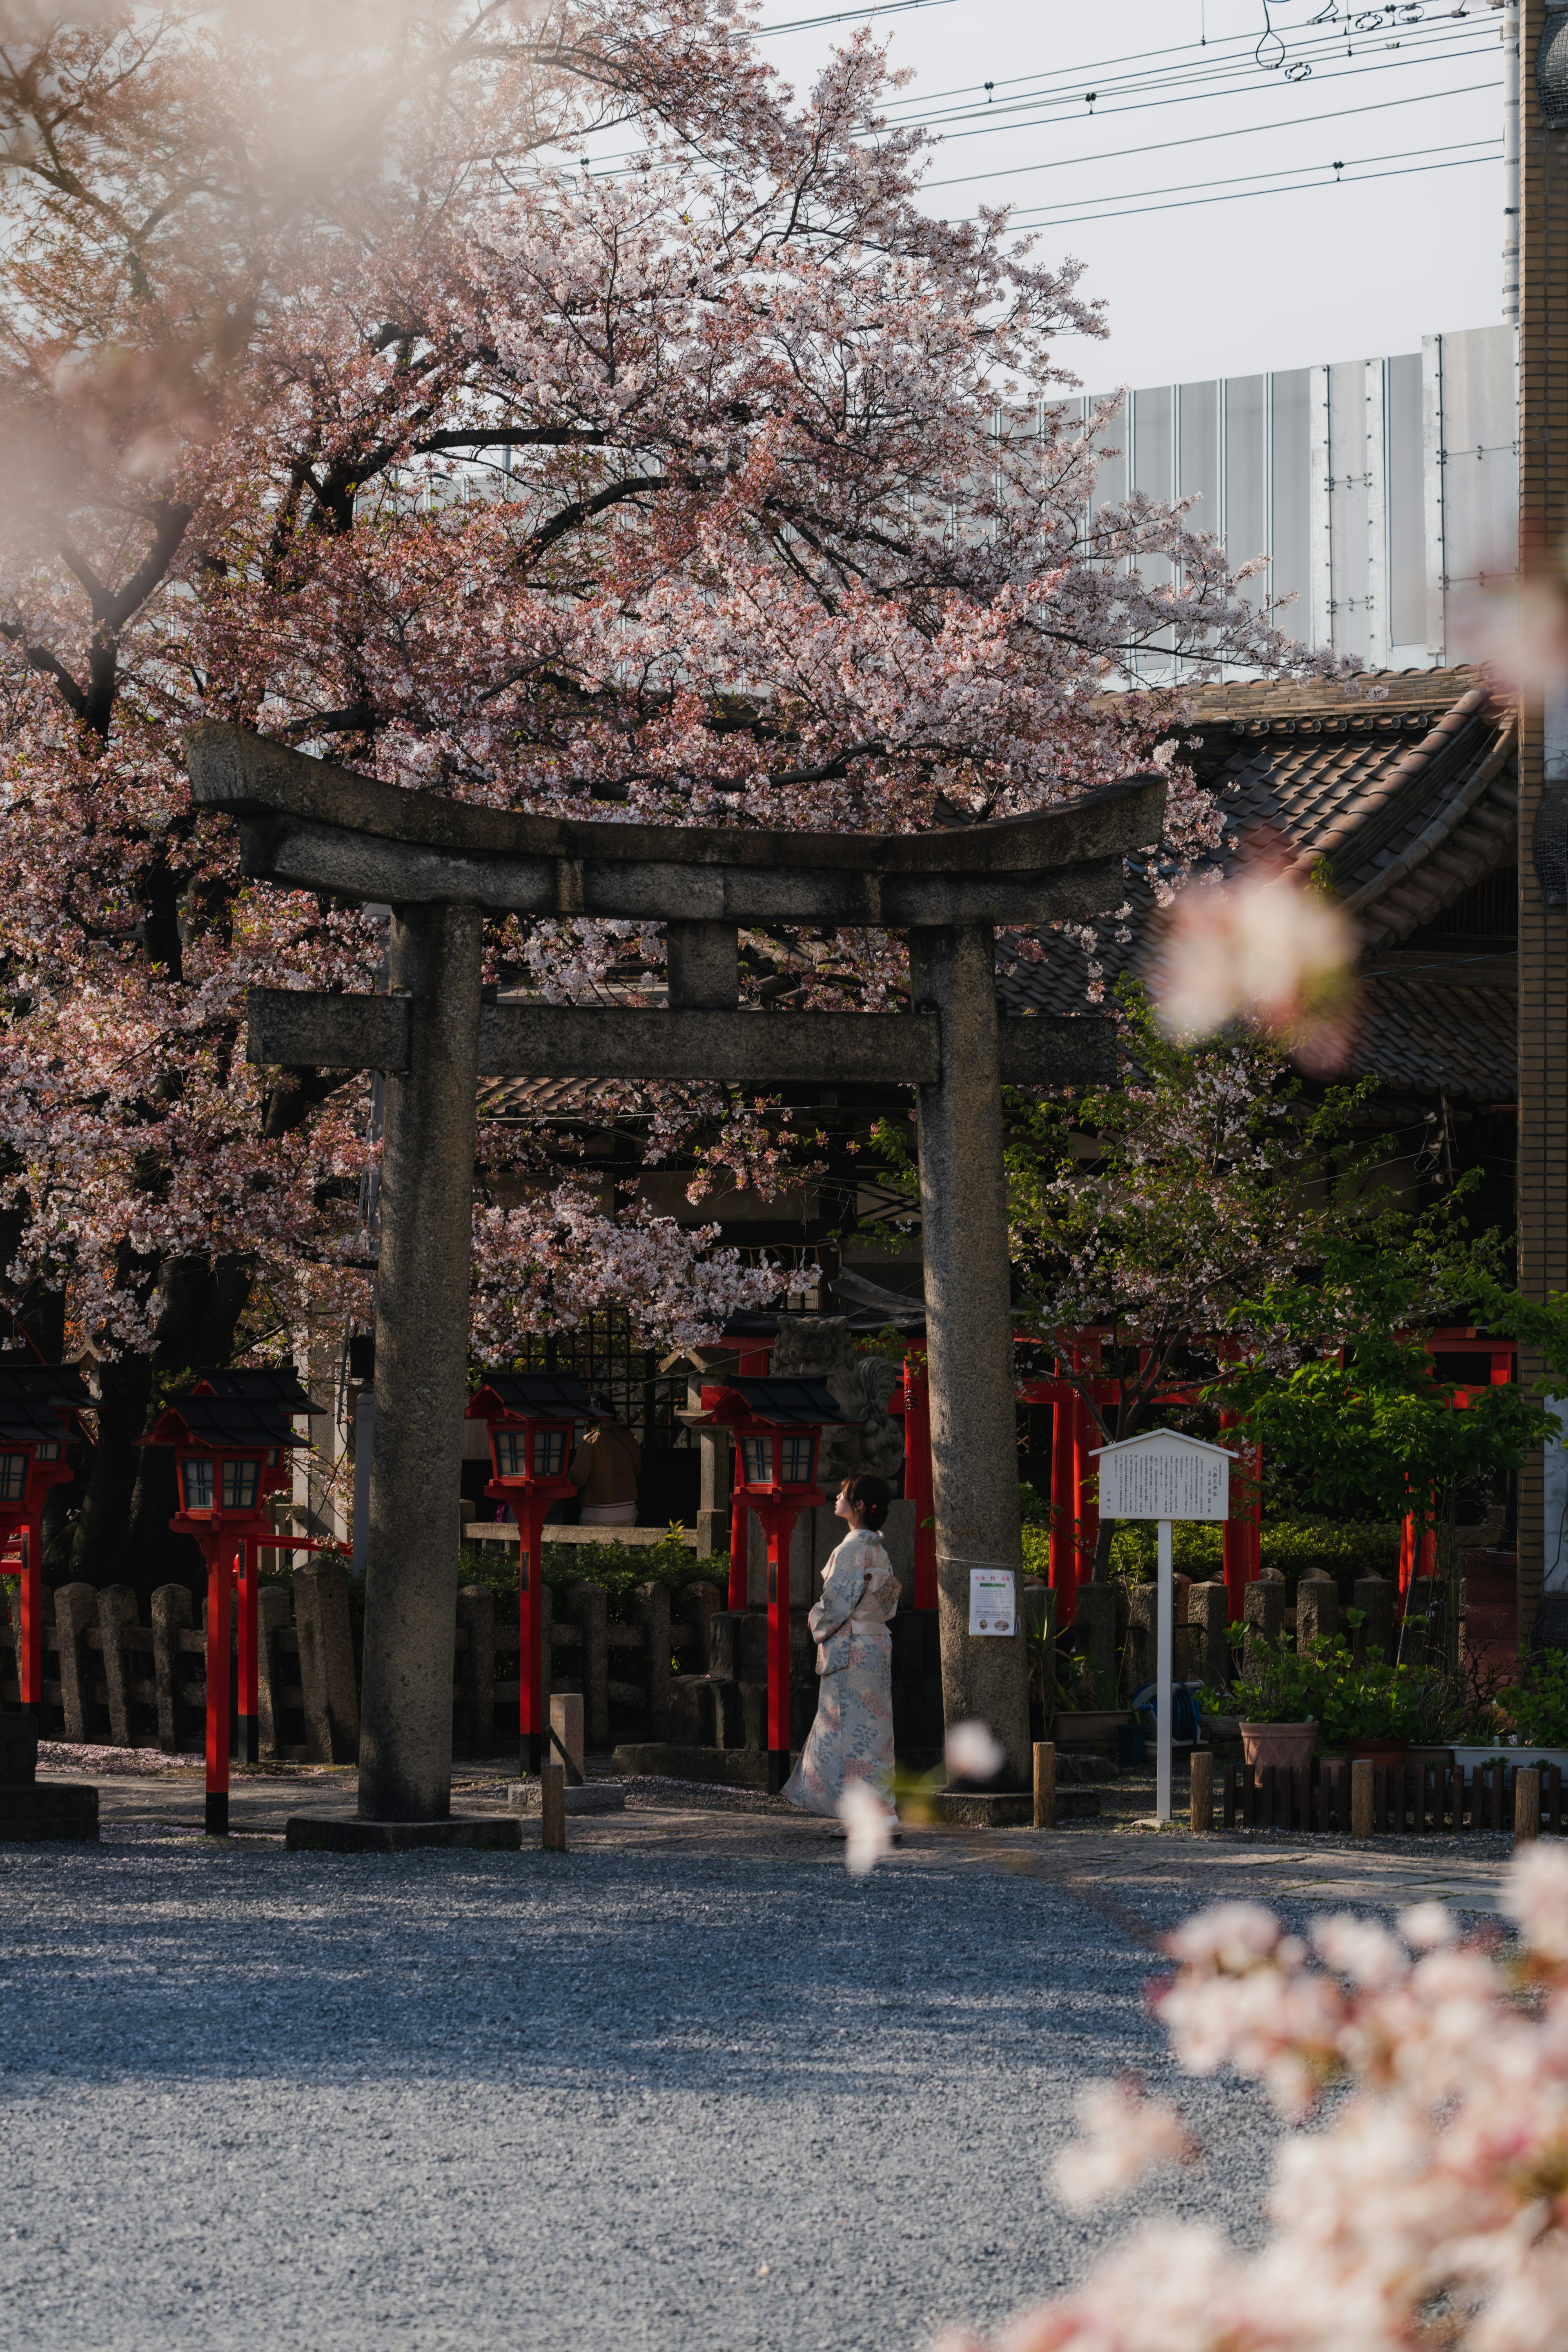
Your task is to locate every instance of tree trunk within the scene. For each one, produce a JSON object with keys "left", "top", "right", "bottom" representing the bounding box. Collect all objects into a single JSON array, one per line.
[{"left": 71, "top": 1252, "right": 253, "bottom": 1610}]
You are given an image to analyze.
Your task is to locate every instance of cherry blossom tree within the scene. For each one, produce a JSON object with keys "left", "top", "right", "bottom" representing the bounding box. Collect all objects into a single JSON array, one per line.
[
  {"left": 0, "top": 1, "right": 1332, "bottom": 1578},
  {"left": 938, "top": 1845, "right": 1568, "bottom": 2352}
]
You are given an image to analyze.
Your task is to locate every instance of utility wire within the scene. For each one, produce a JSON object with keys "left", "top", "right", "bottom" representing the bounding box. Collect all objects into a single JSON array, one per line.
[
  {"left": 874, "top": 13, "right": 1488, "bottom": 124},
  {"left": 574, "top": 36, "right": 1496, "bottom": 182},
  {"left": 898, "top": 40, "right": 1497, "bottom": 149},
  {"left": 993, "top": 139, "right": 1499, "bottom": 231},
  {"left": 924, "top": 76, "right": 1496, "bottom": 192}
]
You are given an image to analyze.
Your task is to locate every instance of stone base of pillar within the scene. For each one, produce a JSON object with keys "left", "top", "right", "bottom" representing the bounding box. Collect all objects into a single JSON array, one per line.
[
  {"left": 0, "top": 1782, "right": 98, "bottom": 1842},
  {"left": 283, "top": 1814, "right": 521, "bottom": 1852},
  {"left": 610, "top": 1740, "right": 770, "bottom": 1789},
  {"left": 935, "top": 1785, "right": 1102, "bottom": 1828},
  {"left": 507, "top": 1779, "right": 626, "bottom": 1814}
]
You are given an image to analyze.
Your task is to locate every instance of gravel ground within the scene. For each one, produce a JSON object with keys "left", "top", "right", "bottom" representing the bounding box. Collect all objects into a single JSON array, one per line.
[{"left": 0, "top": 1836, "right": 1298, "bottom": 2352}]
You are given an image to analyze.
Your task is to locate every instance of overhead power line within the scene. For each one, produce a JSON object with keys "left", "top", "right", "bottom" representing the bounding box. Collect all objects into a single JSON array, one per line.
[
  {"left": 993, "top": 138, "right": 1500, "bottom": 232},
  {"left": 897, "top": 40, "right": 1498, "bottom": 150},
  {"left": 875, "top": 11, "right": 1489, "bottom": 125},
  {"left": 924, "top": 76, "right": 1497, "bottom": 192}
]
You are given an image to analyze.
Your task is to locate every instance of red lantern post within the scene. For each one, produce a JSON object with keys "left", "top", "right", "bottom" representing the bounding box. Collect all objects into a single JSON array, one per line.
[
  {"left": 0, "top": 1369, "right": 93, "bottom": 1719},
  {"left": 898, "top": 1354, "right": 938, "bottom": 1613},
  {"left": 693, "top": 1377, "right": 858, "bottom": 1794},
  {"left": 467, "top": 1372, "right": 602, "bottom": 1774},
  {"left": 142, "top": 1396, "right": 309, "bottom": 1833},
  {"left": 191, "top": 1367, "right": 323, "bottom": 1764}
]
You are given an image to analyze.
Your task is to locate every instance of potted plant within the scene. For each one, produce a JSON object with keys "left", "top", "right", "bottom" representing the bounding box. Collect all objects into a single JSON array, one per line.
[
  {"left": 1317, "top": 1647, "right": 1426, "bottom": 1768},
  {"left": 1229, "top": 1635, "right": 1325, "bottom": 1775},
  {"left": 1048, "top": 1652, "right": 1131, "bottom": 1756}
]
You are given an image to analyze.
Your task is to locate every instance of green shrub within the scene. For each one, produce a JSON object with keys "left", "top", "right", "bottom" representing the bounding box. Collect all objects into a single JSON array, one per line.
[
  {"left": 458, "top": 1529, "right": 729, "bottom": 1627},
  {"left": 1497, "top": 1650, "right": 1568, "bottom": 1749},
  {"left": 1107, "top": 1515, "right": 1399, "bottom": 1588}
]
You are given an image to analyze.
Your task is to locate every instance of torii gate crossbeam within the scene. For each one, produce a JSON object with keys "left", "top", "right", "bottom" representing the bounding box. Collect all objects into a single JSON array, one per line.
[{"left": 187, "top": 722, "right": 1164, "bottom": 1822}]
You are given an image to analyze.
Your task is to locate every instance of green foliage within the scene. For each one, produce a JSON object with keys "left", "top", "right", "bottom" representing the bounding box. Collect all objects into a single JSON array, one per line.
[
  {"left": 1229, "top": 1633, "right": 1335, "bottom": 1726},
  {"left": 1496, "top": 1650, "right": 1568, "bottom": 1750},
  {"left": 1020, "top": 1481, "right": 1049, "bottom": 1526},
  {"left": 1317, "top": 1652, "right": 1429, "bottom": 1748},
  {"left": 1107, "top": 1515, "right": 1399, "bottom": 1586},
  {"left": 457, "top": 1529, "right": 729, "bottom": 1626},
  {"left": 1218, "top": 1219, "right": 1552, "bottom": 1536},
  {"left": 1230, "top": 1631, "right": 1439, "bottom": 1743}
]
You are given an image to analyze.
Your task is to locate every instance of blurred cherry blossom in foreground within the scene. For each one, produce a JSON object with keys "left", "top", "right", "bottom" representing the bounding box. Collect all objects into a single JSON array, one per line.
[
  {"left": 1155, "top": 852, "right": 1356, "bottom": 1076},
  {"left": 835, "top": 1781, "right": 895, "bottom": 1876},
  {"left": 945, "top": 1720, "right": 1006, "bottom": 1782}
]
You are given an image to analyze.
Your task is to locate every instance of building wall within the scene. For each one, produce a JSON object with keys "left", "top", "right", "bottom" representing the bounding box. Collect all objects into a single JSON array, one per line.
[
  {"left": 1517, "top": 0, "right": 1568, "bottom": 1633},
  {"left": 1073, "top": 323, "right": 1518, "bottom": 673}
]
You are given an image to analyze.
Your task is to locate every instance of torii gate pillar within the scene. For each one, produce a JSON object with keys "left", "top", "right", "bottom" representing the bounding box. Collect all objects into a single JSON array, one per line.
[
  {"left": 359, "top": 903, "right": 483, "bottom": 1821},
  {"left": 910, "top": 925, "right": 1030, "bottom": 1784}
]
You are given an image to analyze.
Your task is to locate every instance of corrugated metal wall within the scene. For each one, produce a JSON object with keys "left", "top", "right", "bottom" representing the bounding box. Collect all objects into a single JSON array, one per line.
[{"left": 1074, "top": 322, "right": 1517, "bottom": 672}]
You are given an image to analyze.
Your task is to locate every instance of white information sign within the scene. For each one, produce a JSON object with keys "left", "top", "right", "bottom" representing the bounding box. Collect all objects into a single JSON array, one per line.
[
  {"left": 969, "top": 1568, "right": 1016, "bottom": 1636},
  {"left": 1091, "top": 1430, "right": 1236, "bottom": 1827},
  {"left": 1093, "top": 1429, "right": 1232, "bottom": 1523}
]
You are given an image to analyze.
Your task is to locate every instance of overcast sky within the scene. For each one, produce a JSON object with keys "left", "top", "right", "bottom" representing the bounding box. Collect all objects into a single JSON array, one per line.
[{"left": 754, "top": 0, "right": 1506, "bottom": 394}]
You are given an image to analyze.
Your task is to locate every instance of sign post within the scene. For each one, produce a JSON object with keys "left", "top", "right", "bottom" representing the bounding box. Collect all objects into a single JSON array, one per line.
[{"left": 1092, "top": 1430, "right": 1235, "bottom": 1823}]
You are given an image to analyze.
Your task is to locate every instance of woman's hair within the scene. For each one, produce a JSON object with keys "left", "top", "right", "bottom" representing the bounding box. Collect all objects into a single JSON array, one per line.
[{"left": 840, "top": 1472, "right": 893, "bottom": 1532}]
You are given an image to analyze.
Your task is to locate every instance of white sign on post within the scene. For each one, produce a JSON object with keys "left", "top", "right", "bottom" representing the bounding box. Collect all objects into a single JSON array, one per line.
[
  {"left": 969, "top": 1568, "right": 1016, "bottom": 1635},
  {"left": 1091, "top": 1430, "right": 1235, "bottom": 1826}
]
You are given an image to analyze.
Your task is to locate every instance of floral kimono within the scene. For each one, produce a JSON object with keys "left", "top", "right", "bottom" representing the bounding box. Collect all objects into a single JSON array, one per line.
[{"left": 783, "top": 1528, "right": 901, "bottom": 1817}]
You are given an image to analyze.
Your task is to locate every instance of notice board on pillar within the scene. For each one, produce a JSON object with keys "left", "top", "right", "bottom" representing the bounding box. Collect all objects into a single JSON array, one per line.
[{"left": 1092, "top": 1429, "right": 1232, "bottom": 1522}]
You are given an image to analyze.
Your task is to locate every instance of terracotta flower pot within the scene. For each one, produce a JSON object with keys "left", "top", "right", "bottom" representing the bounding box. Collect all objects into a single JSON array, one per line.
[
  {"left": 1349, "top": 1736, "right": 1409, "bottom": 1770},
  {"left": 1239, "top": 1721, "right": 1317, "bottom": 1774}
]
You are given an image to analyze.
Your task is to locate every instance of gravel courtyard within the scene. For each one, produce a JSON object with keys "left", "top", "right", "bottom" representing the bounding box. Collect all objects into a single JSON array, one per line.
[{"left": 0, "top": 1822, "right": 1303, "bottom": 2352}]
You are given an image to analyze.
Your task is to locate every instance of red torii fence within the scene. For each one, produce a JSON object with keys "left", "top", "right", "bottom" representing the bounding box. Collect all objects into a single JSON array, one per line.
[
  {"left": 717, "top": 1322, "right": 1517, "bottom": 1633},
  {"left": 1395, "top": 1327, "right": 1518, "bottom": 1603},
  {"left": 1013, "top": 1339, "right": 1261, "bottom": 1633}
]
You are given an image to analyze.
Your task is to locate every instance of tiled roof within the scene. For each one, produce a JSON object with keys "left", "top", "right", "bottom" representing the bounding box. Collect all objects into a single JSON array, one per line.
[{"left": 1002, "top": 667, "right": 1518, "bottom": 1105}]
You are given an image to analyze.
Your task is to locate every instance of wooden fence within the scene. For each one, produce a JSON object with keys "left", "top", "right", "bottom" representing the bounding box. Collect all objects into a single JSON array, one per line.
[
  {"left": 1196, "top": 1752, "right": 1563, "bottom": 1837},
  {"left": 2, "top": 1568, "right": 719, "bottom": 1764}
]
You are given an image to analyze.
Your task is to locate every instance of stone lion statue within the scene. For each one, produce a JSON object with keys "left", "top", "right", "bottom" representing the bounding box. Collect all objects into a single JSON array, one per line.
[{"left": 770, "top": 1315, "right": 906, "bottom": 1484}]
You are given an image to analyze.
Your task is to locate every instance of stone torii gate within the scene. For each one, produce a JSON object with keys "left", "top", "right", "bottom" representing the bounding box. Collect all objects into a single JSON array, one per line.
[{"left": 186, "top": 722, "right": 1164, "bottom": 1826}]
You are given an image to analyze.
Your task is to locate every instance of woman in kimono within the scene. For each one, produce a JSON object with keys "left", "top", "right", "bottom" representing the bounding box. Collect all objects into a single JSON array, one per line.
[{"left": 783, "top": 1472, "right": 901, "bottom": 1819}]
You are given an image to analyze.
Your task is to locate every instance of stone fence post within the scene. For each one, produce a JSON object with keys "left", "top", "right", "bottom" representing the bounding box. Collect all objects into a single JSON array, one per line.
[
  {"left": 293, "top": 1558, "right": 360, "bottom": 1764},
  {"left": 256, "top": 1585, "right": 293, "bottom": 1758},
  {"left": 1243, "top": 1574, "right": 1285, "bottom": 1674},
  {"left": 1186, "top": 1581, "right": 1231, "bottom": 1688},
  {"left": 635, "top": 1582, "right": 672, "bottom": 1741},
  {"left": 1296, "top": 1570, "right": 1338, "bottom": 1653},
  {"left": 96, "top": 1586, "right": 140, "bottom": 1748},
  {"left": 681, "top": 1580, "right": 722, "bottom": 1671},
  {"left": 1352, "top": 1572, "right": 1394, "bottom": 1664},
  {"left": 151, "top": 1584, "right": 193, "bottom": 1752},
  {"left": 53, "top": 1584, "right": 98, "bottom": 1744},
  {"left": 1124, "top": 1584, "right": 1156, "bottom": 1696},
  {"left": 569, "top": 1582, "right": 610, "bottom": 1751}
]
